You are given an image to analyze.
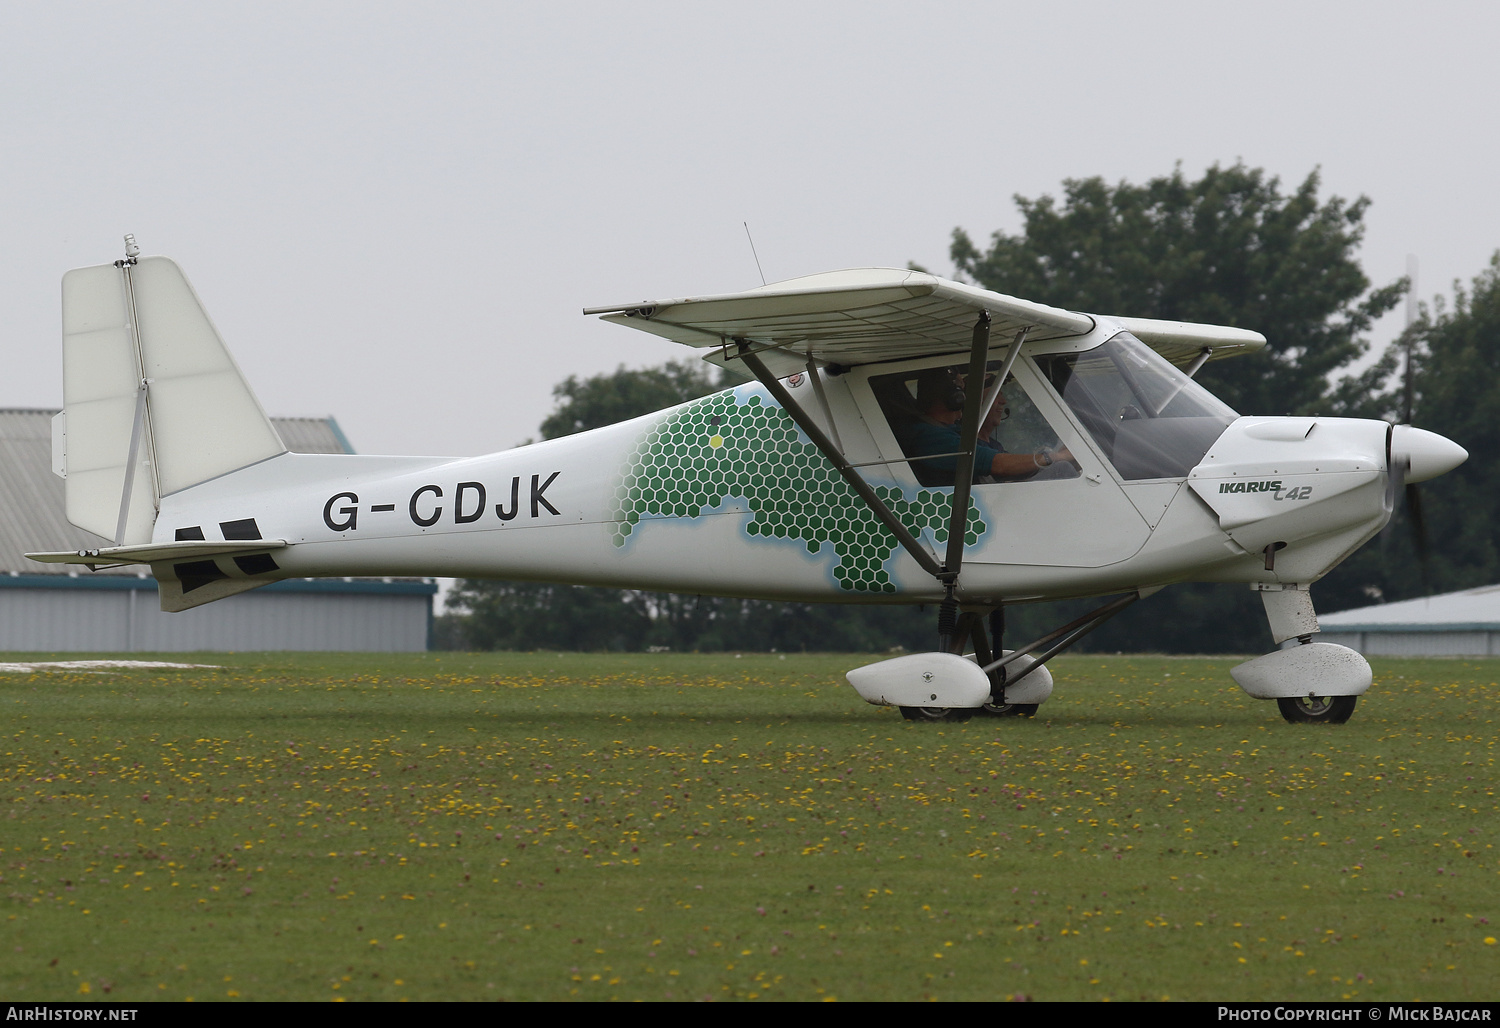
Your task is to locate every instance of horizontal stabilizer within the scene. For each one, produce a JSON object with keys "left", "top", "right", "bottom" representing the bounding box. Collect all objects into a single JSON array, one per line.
[{"left": 27, "top": 539, "right": 288, "bottom": 568}]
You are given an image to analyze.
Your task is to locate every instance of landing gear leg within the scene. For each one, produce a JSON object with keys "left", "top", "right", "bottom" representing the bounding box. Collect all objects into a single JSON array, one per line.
[
  {"left": 1229, "top": 585, "right": 1371, "bottom": 723},
  {"left": 863, "top": 594, "right": 1141, "bottom": 722},
  {"left": 898, "top": 596, "right": 976, "bottom": 722},
  {"left": 972, "top": 606, "right": 1037, "bottom": 718}
]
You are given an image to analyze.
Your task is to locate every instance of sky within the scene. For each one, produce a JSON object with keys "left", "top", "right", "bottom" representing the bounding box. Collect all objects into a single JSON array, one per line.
[{"left": 2, "top": 1, "right": 1497, "bottom": 457}]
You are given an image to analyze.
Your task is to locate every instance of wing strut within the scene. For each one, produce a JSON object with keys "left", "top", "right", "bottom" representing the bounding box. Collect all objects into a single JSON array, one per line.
[
  {"left": 976, "top": 326, "right": 1030, "bottom": 438},
  {"left": 942, "top": 312, "right": 991, "bottom": 584},
  {"left": 736, "top": 312, "right": 1027, "bottom": 596},
  {"left": 736, "top": 344, "right": 943, "bottom": 579},
  {"left": 1146, "top": 346, "right": 1214, "bottom": 416},
  {"left": 805, "top": 357, "right": 844, "bottom": 453}
]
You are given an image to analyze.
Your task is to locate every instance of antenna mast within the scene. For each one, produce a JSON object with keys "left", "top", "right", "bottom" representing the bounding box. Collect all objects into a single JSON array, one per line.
[{"left": 743, "top": 222, "right": 766, "bottom": 286}]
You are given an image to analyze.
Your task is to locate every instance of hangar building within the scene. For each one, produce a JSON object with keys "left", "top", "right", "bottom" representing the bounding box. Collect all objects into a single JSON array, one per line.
[
  {"left": 1319, "top": 585, "right": 1500, "bottom": 657},
  {"left": 0, "top": 409, "right": 435, "bottom": 652}
]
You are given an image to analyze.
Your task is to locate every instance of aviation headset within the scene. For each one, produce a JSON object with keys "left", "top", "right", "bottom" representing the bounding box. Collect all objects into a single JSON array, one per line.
[
  {"left": 916, "top": 367, "right": 1011, "bottom": 421},
  {"left": 916, "top": 368, "right": 966, "bottom": 412}
]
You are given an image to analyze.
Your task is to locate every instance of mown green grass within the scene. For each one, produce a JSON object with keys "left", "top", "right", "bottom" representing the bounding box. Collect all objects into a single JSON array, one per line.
[{"left": 1, "top": 650, "right": 1496, "bottom": 1002}]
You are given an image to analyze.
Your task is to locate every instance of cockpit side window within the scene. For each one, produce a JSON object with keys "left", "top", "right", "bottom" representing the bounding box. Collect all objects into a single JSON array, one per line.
[
  {"left": 983, "top": 377, "right": 1076, "bottom": 483},
  {"left": 1035, "top": 331, "right": 1238, "bottom": 480},
  {"left": 872, "top": 361, "right": 1080, "bottom": 487}
]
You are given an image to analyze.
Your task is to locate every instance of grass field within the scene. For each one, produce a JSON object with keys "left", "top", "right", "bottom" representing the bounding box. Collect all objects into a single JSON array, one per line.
[{"left": 1, "top": 650, "right": 1496, "bottom": 1002}]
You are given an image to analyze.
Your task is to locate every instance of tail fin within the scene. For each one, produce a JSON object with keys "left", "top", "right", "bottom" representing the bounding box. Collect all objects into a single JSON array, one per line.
[{"left": 57, "top": 255, "right": 287, "bottom": 544}]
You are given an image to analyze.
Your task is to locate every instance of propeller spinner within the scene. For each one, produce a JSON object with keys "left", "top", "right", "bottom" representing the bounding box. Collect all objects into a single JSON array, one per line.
[{"left": 1390, "top": 425, "right": 1468, "bottom": 483}]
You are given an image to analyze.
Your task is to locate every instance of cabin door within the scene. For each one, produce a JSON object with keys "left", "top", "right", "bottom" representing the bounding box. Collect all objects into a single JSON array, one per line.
[{"left": 852, "top": 357, "right": 1151, "bottom": 568}]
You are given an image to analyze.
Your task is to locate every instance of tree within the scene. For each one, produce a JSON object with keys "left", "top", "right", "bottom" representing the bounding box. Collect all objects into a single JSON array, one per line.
[
  {"left": 1317, "top": 253, "right": 1500, "bottom": 613},
  {"left": 449, "top": 360, "right": 740, "bottom": 650},
  {"left": 950, "top": 163, "right": 1404, "bottom": 419},
  {"left": 949, "top": 164, "right": 1405, "bottom": 652},
  {"left": 1405, "top": 254, "right": 1500, "bottom": 586},
  {"left": 539, "top": 361, "right": 745, "bottom": 440},
  {"left": 444, "top": 166, "right": 1419, "bottom": 654},
  {"left": 444, "top": 583, "right": 938, "bottom": 653},
  {"left": 450, "top": 580, "right": 651, "bottom": 651},
  {"left": 445, "top": 360, "right": 944, "bottom": 652}
]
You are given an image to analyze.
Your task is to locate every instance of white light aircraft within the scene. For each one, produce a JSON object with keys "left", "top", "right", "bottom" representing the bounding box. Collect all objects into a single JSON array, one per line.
[{"left": 30, "top": 240, "right": 1468, "bottom": 724}]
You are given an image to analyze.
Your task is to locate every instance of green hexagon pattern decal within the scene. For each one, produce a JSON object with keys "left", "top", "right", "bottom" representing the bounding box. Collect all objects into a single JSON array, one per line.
[{"left": 611, "top": 390, "right": 986, "bottom": 593}]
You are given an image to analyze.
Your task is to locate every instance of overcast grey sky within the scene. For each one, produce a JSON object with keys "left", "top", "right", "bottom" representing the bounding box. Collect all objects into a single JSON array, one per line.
[{"left": 2, "top": 1, "right": 1496, "bottom": 456}]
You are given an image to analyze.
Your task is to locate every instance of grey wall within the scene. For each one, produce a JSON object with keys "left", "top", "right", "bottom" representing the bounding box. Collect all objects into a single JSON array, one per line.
[
  {"left": 1320, "top": 631, "right": 1499, "bottom": 658},
  {"left": 0, "top": 587, "right": 429, "bottom": 652}
]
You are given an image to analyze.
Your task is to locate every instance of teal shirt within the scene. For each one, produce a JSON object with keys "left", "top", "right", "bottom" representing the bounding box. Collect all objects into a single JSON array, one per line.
[{"left": 895, "top": 419, "right": 1002, "bottom": 481}]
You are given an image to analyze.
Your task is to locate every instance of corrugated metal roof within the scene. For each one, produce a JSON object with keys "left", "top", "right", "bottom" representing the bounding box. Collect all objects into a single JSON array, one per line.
[
  {"left": 1320, "top": 584, "right": 1500, "bottom": 633},
  {"left": 272, "top": 416, "right": 354, "bottom": 455},
  {"left": 0, "top": 408, "right": 353, "bottom": 576}
]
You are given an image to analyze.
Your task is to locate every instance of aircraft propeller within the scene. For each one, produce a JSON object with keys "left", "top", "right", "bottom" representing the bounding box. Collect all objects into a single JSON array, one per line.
[
  {"left": 1382, "top": 270, "right": 1448, "bottom": 589},
  {"left": 1383, "top": 337, "right": 1467, "bottom": 589}
]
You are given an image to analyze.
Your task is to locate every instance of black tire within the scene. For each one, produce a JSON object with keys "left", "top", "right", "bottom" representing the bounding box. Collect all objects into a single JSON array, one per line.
[
  {"left": 977, "top": 702, "right": 1039, "bottom": 718},
  {"left": 899, "top": 706, "right": 974, "bottom": 723},
  {"left": 1277, "top": 695, "right": 1358, "bottom": 724}
]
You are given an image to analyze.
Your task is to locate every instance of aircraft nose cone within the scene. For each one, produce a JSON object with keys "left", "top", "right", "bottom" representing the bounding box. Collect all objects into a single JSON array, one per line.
[{"left": 1392, "top": 425, "right": 1468, "bottom": 483}]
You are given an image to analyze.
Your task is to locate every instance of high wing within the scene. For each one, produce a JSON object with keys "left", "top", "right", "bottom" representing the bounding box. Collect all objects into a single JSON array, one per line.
[
  {"left": 586, "top": 268, "right": 1265, "bottom": 375},
  {"left": 1106, "top": 315, "right": 1269, "bottom": 367}
]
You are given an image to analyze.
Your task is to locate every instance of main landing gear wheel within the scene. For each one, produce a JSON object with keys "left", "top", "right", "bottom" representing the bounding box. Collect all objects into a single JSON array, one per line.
[
  {"left": 1277, "top": 695, "right": 1357, "bottom": 724},
  {"left": 900, "top": 706, "right": 974, "bottom": 723},
  {"left": 978, "top": 701, "right": 1039, "bottom": 718}
]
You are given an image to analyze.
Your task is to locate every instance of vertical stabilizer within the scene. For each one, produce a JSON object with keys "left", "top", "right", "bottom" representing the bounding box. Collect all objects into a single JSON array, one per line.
[{"left": 59, "top": 255, "right": 287, "bottom": 544}]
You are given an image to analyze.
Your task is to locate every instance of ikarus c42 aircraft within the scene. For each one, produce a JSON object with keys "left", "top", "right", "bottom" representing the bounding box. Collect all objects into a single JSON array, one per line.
[{"left": 30, "top": 241, "right": 1468, "bottom": 725}]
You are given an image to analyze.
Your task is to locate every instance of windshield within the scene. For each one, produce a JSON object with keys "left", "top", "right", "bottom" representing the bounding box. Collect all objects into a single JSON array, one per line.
[{"left": 1035, "top": 331, "right": 1238, "bottom": 480}]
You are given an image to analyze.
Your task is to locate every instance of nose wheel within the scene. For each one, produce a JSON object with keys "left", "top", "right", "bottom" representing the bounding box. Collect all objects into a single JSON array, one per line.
[{"left": 1276, "top": 695, "right": 1358, "bottom": 724}]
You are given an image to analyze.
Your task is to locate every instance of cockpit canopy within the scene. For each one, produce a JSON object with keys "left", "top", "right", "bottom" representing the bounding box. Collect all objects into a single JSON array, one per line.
[
  {"left": 1035, "top": 331, "right": 1237, "bottom": 480},
  {"left": 875, "top": 332, "right": 1238, "bottom": 486}
]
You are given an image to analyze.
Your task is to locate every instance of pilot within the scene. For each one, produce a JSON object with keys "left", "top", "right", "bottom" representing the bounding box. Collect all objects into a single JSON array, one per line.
[
  {"left": 896, "top": 368, "right": 1073, "bottom": 485},
  {"left": 976, "top": 385, "right": 1078, "bottom": 483}
]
